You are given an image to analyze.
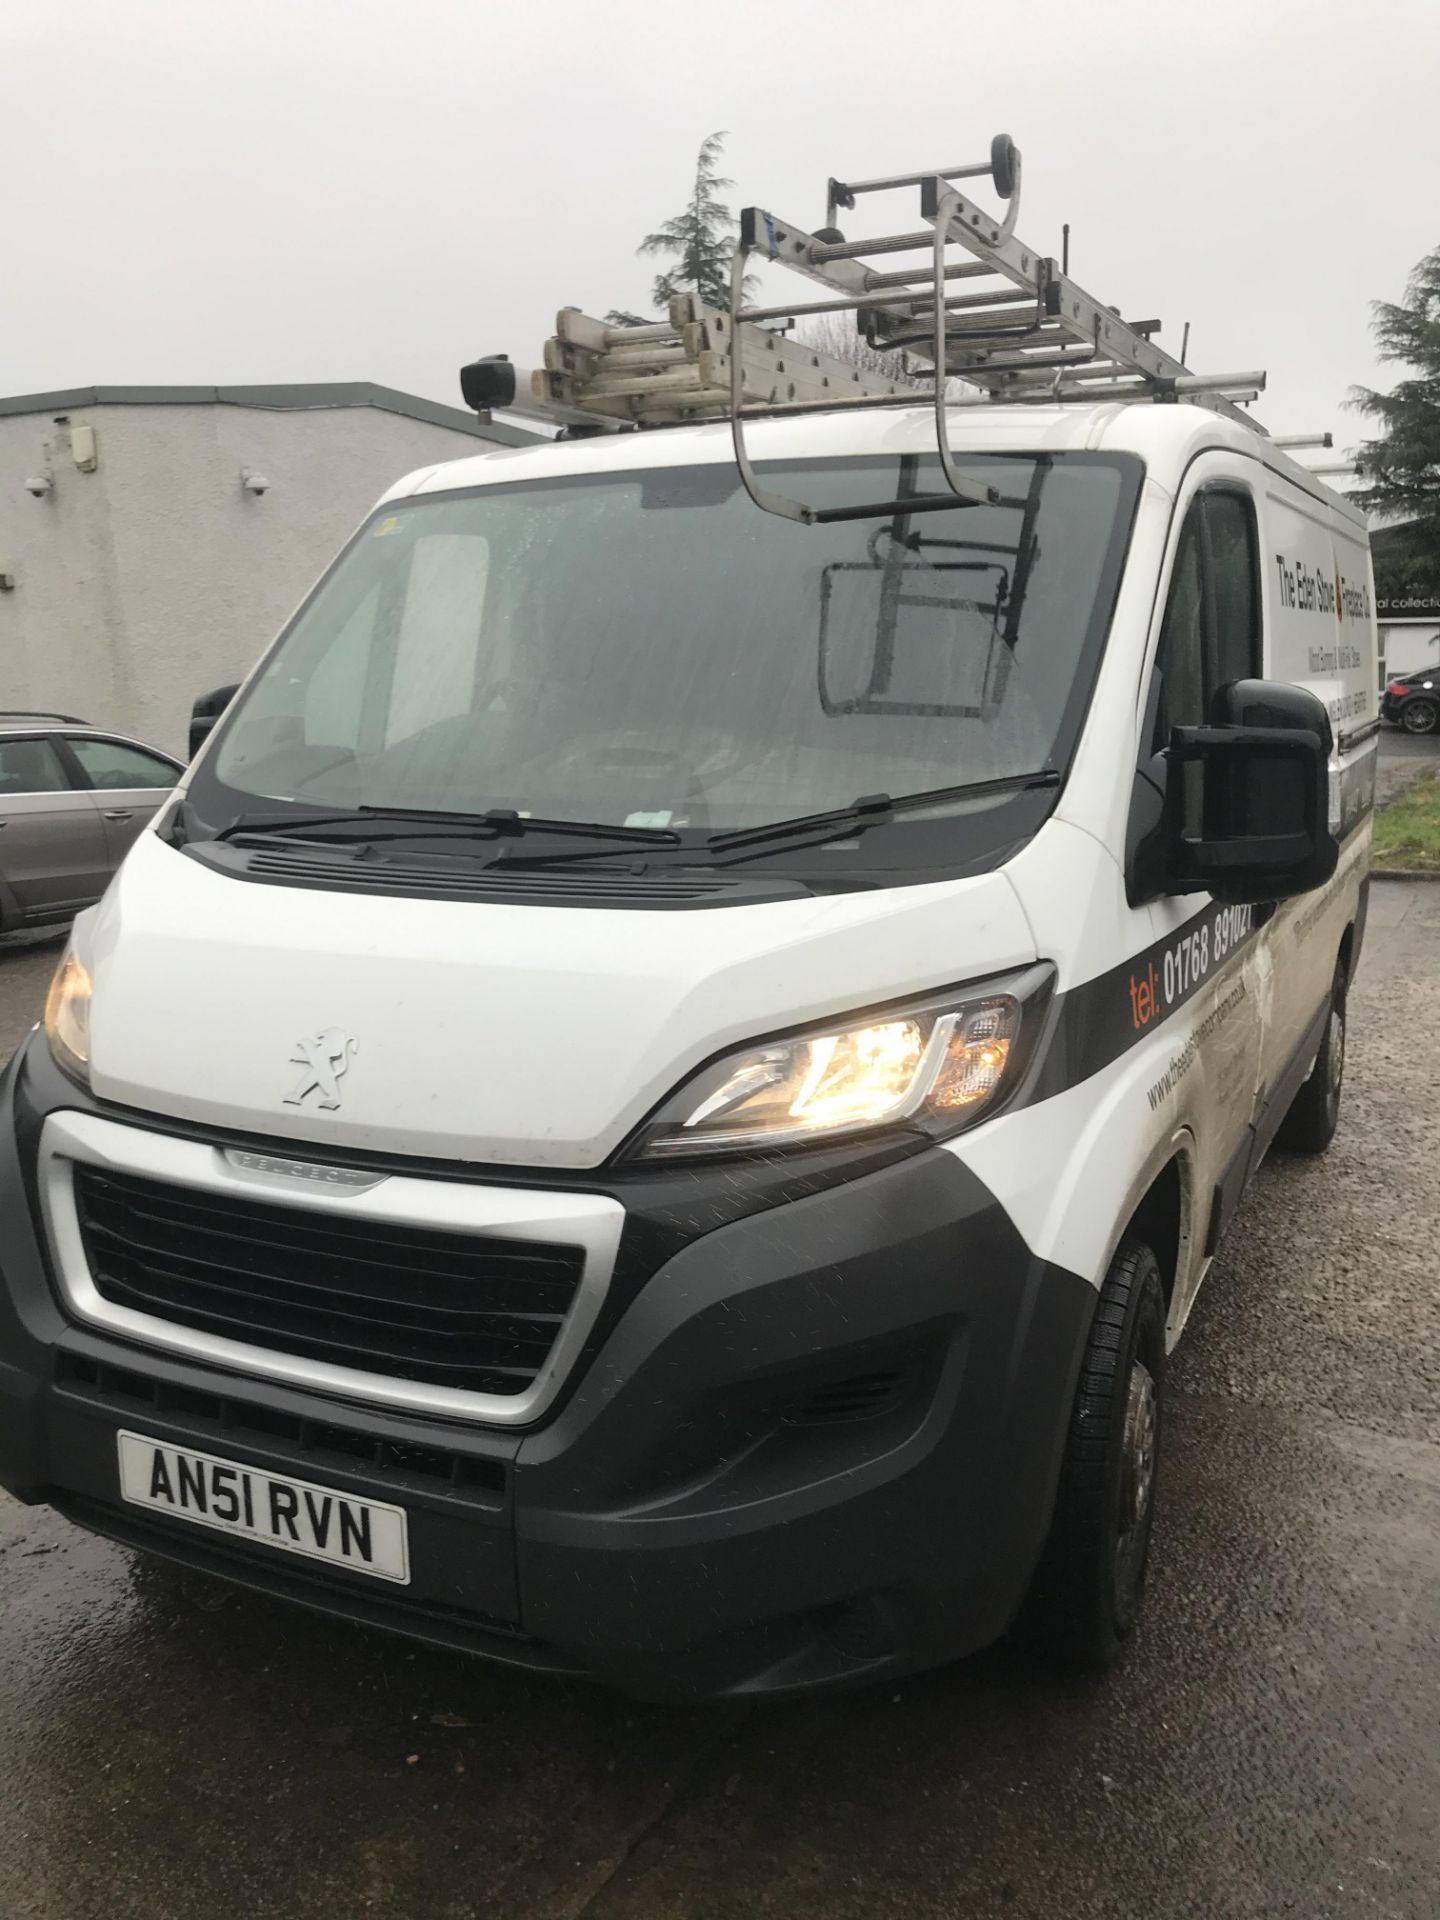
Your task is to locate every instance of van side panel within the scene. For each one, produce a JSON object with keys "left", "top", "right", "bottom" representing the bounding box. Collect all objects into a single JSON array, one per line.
[
  {"left": 969, "top": 824, "right": 1261, "bottom": 1328},
  {"left": 1263, "top": 482, "right": 1376, "bottom": 739},
  {"left": 1255, "top": 478, "right": 1376, "bottom": 1092},
  {"left": 975, "top": 458, "right": 1376, "bottom": 1333}
]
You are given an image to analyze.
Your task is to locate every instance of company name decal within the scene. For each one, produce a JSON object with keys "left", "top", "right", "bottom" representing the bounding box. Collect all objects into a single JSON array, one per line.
[{"left": 1274, "top": 553, "right": 1371, "bottom": 628}]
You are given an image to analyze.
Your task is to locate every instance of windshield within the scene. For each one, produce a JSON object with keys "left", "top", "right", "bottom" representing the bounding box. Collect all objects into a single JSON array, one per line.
[{"left": 210, "top": 454, "right": 1137, "bottom": 836}]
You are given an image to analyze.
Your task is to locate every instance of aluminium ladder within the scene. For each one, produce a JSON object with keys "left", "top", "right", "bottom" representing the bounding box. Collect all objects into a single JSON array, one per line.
[{"left": 464, "top": 134, "right": 1268, "bottom": 526}]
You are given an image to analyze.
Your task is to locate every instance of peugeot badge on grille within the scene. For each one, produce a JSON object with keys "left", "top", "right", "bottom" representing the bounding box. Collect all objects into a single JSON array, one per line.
[
  {"left": 226, "top": 1149, "right": 379, "bottom": 1189},
  {"left": 284, "top": 1029, "right": 358, "bottom": 1110}
]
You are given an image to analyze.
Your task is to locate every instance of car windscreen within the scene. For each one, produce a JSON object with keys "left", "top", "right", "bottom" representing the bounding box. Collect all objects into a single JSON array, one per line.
[{"left": 207, "top": 453, "right": 1139, "bottom": 838}]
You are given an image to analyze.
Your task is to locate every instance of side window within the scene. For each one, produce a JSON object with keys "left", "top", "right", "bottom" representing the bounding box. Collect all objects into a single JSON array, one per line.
[
  {"left": 67, "top": 738, "right": 180, "bottom": 791},
  {"left": 0, "top": 737, "right": 70, "bottom": 795},
  {"left": 1204, "top": 491, "right": 1261, "bottom": 691},
  {"left": 1153, "top": 488, "right": 1261, "bottom": 747},
  {"left": 1155, "top": 510, "right": 1205, "bottom": 739}
]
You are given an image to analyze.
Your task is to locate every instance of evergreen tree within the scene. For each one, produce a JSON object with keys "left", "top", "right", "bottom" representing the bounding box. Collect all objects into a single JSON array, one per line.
[
  {"left": 618, "top": 132, "right": 747, "bottom": 318},
  {"left": 1352, "top": 248, "right": 1440, "bottom": 592}
]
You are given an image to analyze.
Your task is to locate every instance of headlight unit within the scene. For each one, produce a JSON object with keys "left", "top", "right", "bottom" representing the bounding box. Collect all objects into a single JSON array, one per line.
[
  {"left": 43, "top": 935, "right": 95, "bottom": 1086},
  {"left": 633, "top": 965, "right": 1053, "bottom": 1160}
]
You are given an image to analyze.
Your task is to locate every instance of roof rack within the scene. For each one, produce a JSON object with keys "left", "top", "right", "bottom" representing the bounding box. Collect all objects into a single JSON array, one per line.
[
  {"left": 461, "top": 133, "right": 1268, "bottom": 526},
  {"left": 0, "top": 710, "right": 88, "bottom": 725}
]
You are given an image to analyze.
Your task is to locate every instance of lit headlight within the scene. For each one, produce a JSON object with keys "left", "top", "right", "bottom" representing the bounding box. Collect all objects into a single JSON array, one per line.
[
  {"left": 43, "top": 940, "right": 94, "bottom": 1086},
  {"left": 633, "top": 966, "right": 1052, "bottom": 1160}
]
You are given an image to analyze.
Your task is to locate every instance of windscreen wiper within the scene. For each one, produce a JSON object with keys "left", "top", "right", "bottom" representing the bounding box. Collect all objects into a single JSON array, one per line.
[
  {"left": 477, "top": 771, "right": 1062, "bottom": 873},
  {"left": 701, "top": 769, "right": 1061, "bottom": 864},
  {"left": 210, "top": 806, "right": 683, "bottom": 849}
]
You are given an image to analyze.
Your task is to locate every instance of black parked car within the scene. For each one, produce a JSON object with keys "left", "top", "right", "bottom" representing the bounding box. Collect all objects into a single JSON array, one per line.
[{"left": 1382, "top": 666, "right": 1440, "bottom": 735}]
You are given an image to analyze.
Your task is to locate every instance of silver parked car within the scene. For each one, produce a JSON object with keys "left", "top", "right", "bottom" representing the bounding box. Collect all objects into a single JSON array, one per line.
[{"left": 0, "top": 713, "right": 182, "bottom": 935}]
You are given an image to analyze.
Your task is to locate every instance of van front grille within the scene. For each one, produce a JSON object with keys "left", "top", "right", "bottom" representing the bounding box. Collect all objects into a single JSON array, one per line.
[{"left": 72, "top": 1166, "right": 585, "bottom": 1396}]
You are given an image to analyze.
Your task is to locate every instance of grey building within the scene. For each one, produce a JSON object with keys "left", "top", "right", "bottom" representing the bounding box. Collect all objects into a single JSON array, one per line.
[{"left": 0, "top": 385, "right": 530, "bottom": 754}]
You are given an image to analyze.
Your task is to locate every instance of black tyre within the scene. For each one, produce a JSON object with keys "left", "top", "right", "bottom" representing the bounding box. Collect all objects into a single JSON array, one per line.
[
  {"left": 1019, "top": 1238, "right": 1166, "bottom": 1668},
  {"left": 1275, "top": 962, "right": 1346, "bottom": 1154},
  {"left": 1402, "top": 696, "right": 1438, "bottom": 735}
]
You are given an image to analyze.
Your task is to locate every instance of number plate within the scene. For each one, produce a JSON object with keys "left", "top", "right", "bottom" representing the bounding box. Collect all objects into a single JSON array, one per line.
[{"left": 116, "top": 1431, "right": 410, "bottom": 1584}]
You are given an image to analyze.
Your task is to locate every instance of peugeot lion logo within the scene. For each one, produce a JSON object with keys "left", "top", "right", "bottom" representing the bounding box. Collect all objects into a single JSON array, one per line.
[{"left": 284, "top": 1029, "right": 358, "bottom": 1110}]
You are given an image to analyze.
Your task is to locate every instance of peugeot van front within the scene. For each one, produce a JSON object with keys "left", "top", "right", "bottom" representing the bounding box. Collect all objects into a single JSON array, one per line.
[{"left": 0, "top": 403, "right": 1367, "bottom": 1697}]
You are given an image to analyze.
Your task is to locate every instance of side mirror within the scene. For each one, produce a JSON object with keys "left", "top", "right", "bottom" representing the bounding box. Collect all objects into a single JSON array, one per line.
[
  {"left": 1165, "top": 679, "right": 1338, "bottom": 905},
  {"left": 189, "top": 684, "right": 239, "bottom": 760}
]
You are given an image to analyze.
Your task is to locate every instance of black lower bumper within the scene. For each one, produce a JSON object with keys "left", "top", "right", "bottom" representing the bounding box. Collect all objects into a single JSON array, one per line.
[{"left": 0, "top": 1039, "right": 1095, "bottom": 1699}]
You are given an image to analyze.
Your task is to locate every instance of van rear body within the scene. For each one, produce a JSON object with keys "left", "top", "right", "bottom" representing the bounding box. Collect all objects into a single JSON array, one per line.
[{"left": 0, "top": 399, "right": 1376, "bottom": 1696}]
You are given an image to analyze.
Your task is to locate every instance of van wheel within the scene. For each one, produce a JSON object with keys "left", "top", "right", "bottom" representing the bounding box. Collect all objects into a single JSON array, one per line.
[
  {"left": 1018, "top": 1238, "right": 1166, "bottom": 1669},
  {"left": 1276, "top": 963, "right": 1346, "bottom": 1154}
]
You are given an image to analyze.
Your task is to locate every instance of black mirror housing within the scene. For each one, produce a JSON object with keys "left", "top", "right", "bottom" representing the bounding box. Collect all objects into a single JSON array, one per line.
[
  {"left": 189, "top": 684, "right": 240, "bottom": 760},
  {"left": 1165, "top": 679, "right": 1338, "bottom": 905}
]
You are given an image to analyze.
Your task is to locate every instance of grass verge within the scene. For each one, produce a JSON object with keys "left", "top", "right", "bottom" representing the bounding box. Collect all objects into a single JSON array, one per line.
[{"left": 1372, "top": 772, "right": 1440, "bottom": 873}]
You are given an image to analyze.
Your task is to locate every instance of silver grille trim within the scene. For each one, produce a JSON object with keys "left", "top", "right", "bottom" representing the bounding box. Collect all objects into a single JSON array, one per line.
[{"left": 40, "top": 1110, "right": 624, "bottom": 1425}]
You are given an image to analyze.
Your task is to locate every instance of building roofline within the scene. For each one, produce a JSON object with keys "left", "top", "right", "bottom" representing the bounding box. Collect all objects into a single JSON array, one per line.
[{"left": 0, "top": 382, "right": 536, "bottom": 446}]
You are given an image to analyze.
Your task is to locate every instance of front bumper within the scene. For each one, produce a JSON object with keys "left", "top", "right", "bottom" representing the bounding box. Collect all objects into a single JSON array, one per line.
[{"left": 0, "top": 1038, "right": 1095, "bottom": 1699}]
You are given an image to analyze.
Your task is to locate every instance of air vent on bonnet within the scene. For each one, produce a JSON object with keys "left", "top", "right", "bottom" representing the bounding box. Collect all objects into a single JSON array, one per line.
[
  {"left": 185, "top": 840, "right": 814, "bottom": 907},
  {"left": 246, "top": 847, "right": 730, "bottom": 901}
]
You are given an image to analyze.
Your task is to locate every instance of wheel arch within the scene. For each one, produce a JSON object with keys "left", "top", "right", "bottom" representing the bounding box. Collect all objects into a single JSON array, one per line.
[
  {"left": 1338, "top": 917, "right": 1357, "bottom": 987},
  {"left": 1128, "top": 1152, "right": 1186, "bottom": 1316},
  {"left": 1075, "top": 1125, "right": 1197, "bottom": 1330}
]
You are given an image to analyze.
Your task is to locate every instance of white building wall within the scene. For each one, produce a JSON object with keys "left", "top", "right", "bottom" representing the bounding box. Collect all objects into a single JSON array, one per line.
[
  {"left": 0, "top": 397, "right": 509, "bottom": 753},
  {"left": 1380, "top": 621, "right": 1440, "bottom": 677}
]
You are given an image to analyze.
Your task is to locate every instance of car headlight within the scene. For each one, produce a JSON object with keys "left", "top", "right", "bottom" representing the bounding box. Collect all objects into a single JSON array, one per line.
[
  {"left": 632, "top": 966, "right": 1053, "bottom": 1160},
  {"left": 43, "top": 940, "right": 94, "bottom": 1086}
]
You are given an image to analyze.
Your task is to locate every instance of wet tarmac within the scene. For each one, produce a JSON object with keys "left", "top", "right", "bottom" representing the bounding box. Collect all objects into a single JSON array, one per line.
[{"left": 1, "top": 883, "right": 1436, "bottom": 1920}]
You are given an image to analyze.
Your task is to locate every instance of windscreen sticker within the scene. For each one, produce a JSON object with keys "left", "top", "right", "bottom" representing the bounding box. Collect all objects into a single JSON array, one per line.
[{"left": 1026, "top": 900, "right": 1257, "bottom": 1104}]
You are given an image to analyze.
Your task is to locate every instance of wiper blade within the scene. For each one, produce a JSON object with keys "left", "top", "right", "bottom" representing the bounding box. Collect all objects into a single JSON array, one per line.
[
  {"left": 485, "top": 772, "right": 1062, "bottom": 874},
  {"left": 704, "top": 770, "right": 1061, "bottom": 861},
  {"left": 211, "top": 806, "right": 682, "bottom": 849},
  {"left": 212, "top": 809, "right": 413, "bottom": 844}
]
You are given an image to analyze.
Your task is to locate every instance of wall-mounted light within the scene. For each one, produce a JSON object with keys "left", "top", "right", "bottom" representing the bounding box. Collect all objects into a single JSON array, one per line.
[
  {"left": 240, "top": 468, "right": 270, "bottom": 496},
  {"left": 23, "top": 472, "right": 53, "bottom": 500}
]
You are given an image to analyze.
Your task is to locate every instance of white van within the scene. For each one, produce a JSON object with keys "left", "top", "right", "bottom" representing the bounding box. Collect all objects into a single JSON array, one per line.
[{"left": 0, "top": 392, "right": 1377, "bottom": 1695}]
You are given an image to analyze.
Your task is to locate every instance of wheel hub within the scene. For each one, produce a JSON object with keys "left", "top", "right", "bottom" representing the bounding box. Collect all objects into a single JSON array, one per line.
[
  {"left": 1327, "top": 1005, "right": 1345, "bottom": 1097},
  {"left": 1119, "top": 1360, "right": 1157, "bottom": 1537}
]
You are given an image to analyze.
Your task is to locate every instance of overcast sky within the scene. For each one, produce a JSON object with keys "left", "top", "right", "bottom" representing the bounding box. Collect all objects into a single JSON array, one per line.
[{"left": 4, "top": 0, "right": 1438, "bottom": 451}]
